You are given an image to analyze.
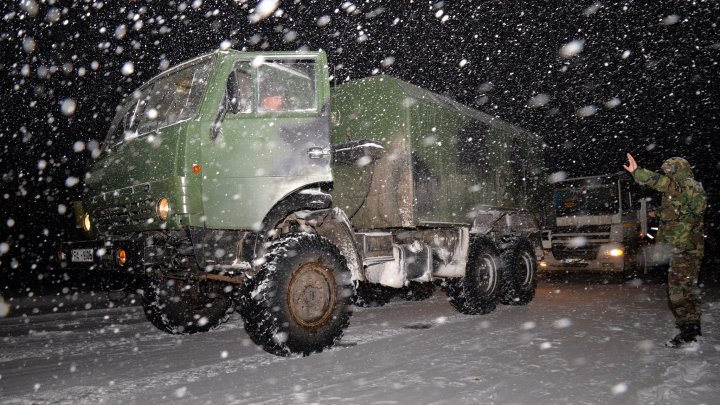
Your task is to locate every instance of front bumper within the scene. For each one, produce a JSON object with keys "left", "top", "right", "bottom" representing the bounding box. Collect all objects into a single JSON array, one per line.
[
  {"left": 57, "top": 239, "right": 147, "bottom": 273},
  {"left": 538, "top": 256, "right": 626, "bottom": 272},
  {"left": 537, "top": 241, "right": 630, "bottom": 273}
]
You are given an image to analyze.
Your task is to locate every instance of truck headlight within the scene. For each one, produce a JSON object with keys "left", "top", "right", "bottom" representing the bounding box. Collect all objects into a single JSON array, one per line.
[
  {"left": 156, "top": 197, "right": 170, "bottom": 220},
  {"left": 82, "top": 213, "right": 92, "bottom": 232},
  {"left": 609, "top": 248, "right": 624, "bottom": 257}
]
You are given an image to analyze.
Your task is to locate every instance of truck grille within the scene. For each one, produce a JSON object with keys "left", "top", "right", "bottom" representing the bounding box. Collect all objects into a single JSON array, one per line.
[
  {"left": 553, "top": 225, "right": 611, "bottom": 234},
  {"left": 550, "top": 224, "right": 610, "bottom": 261},
  {"left": 551, "top": 246, "right": 598, "bottom": 261},
  {"left": 551, "top": 225, "right": 611, "bottom": 244},
  {"left": 95, "top": 197, "right": 155, "bottom": 231}
]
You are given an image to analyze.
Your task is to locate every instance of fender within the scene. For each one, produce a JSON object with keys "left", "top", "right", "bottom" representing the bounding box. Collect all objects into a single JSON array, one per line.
[
  {"left": 261, "top": 186, "right": 333, "bottom": 236},
  {"left": 300, "top": 207, "right": 364, "bottom": 282},
  {"left": 471, "top": 206, "right": 540, "bottom": 239}
]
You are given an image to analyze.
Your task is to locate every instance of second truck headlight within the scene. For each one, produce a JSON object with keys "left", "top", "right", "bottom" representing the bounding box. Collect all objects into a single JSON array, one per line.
[{"left": 609, "top": 248, "right": 624, "bottom": 257}]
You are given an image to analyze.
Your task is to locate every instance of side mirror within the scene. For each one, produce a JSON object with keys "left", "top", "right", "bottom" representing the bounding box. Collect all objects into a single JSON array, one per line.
[
  {"left": 225, "top": 71, "right": 240, "bottom": 114},
  {"left": 210, "top": 72, "right": 237, "bottom": 140},
  {"left": 331, "top": 140, "right": 385, "bottom": 166}
]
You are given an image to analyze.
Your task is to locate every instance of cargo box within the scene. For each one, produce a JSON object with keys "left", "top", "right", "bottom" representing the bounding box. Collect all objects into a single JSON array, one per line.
[{"left": 330, "top": 76, "right": 545, "bottom": 230}]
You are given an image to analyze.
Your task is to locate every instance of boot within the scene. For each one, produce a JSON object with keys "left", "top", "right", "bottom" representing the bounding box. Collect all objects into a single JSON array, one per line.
[{"left": 666, "top": 323, "right": 702, "bottom": 348}]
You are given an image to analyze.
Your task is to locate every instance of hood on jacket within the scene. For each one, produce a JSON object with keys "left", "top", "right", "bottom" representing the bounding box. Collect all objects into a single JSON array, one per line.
[{"left": 661, "top": 157, "right": 694, "bottom": 183}]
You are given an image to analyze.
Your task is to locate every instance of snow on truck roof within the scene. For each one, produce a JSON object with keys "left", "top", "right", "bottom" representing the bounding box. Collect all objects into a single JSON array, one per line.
[{"left": 336, "top": 75, "right": 538, "bottom": 139}]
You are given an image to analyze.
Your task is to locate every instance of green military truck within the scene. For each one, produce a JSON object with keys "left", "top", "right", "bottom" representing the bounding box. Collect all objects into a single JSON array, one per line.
[{"left": 58, "top": 50, "right": 546, "bottom": 356}]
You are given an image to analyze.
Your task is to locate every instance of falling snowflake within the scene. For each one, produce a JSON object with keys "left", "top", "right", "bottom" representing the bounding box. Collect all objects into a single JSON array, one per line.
[
  {"left": 576, "top": 105, "right": 598, "bottom": 117},
  {"left": 248, "top": 0, "right": 280, "bottom": 23},
  {"left": 660, "top": 15, "right": 680, "bottom": 26},
  {"left": 121, "top": 61, "right": 134, "bottom": 76},
  {"left": 559, "top": 39, "right": 585, "bottom": 58},
  {"left": 60, "top": 99, "right": 77, "bottom": 116},
  {"left": 527, "top": 94, "right": 550, "bottom": 108}
]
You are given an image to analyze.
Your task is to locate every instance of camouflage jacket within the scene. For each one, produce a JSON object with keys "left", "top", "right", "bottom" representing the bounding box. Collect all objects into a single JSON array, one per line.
[{"left": 633, "top": 157, "right": 706, "bottom": 253}]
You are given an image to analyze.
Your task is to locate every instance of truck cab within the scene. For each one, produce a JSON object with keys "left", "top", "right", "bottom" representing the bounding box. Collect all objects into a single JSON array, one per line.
[
  {"left": 62, "top": 50, "right": 332, "bottom": 270},
  {"left": 539, "top": 172, "right": 655, "bottom": 275}
]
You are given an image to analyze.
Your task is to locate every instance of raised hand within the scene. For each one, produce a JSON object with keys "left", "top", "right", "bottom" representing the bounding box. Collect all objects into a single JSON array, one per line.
[{"left": 623, "top": 153, "right": 638, "bottom": 173}]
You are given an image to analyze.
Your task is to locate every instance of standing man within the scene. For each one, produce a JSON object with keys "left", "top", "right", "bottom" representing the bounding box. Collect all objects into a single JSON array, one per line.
[{"left": 624, "top": 153, "right": 707, "bottom": 348}]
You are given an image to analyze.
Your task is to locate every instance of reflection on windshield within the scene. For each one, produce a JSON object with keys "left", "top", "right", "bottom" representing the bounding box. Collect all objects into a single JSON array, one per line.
[
  {"left": 104, "top": 58, "right": 212, "bottom": 149},
  {"left": 554, "top": 185, "right": 619, "bottom": 216}
]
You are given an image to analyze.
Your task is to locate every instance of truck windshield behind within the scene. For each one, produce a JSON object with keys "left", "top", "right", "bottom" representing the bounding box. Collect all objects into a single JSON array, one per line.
[
  {"left": 554, "top": 179, "right": 619, "bottom": 216},
  {"left": 104, "top": 58, "right": 213, "bottom": 149}
]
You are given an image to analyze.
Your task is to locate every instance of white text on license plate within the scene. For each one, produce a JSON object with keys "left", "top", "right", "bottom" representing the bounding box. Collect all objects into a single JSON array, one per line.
[{"left": 71, "top": 249, "right": 94, "bottom": 262}]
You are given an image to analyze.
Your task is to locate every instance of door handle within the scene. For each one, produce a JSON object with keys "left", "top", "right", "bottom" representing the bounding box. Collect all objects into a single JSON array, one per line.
[{"left": 307, "top": 147, "right": 331, "bottom": 159}]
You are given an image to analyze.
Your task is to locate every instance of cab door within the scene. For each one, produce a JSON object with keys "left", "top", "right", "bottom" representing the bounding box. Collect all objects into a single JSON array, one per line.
[{"left": 201, "top": 56, "right": 332, "bottom": 229}]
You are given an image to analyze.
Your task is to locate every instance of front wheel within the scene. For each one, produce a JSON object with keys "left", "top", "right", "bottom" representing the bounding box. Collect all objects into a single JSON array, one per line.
[
  {"left": 240, "top": 233, "right": 352, "bottom": 356},
  {"left": 141, "top": 277, "right": 234, "bottom": 334},
  {"left": 399, "top": 281, "right": 435, "bottom": 301},
  {"left": 447, "top": 236, "right": 500, "bottom": 315},
  {"left": 352, "top": 281, "right": 393, "bottom": 307}
]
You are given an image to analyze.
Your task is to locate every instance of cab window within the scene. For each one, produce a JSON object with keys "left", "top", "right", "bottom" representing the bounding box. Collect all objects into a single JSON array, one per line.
[
  {"left": 620, "top": 180, "right": 634, "bottom": 213},
  {"left": 134, "top": 59, "right": 212, "bottom": 134},
  {"left": 105, "top": 99, "right": 141, "bottom": 147},
  {"left": 257, "top": 60, "right": 316, "bottom": 113},
  {"left": 226, "top": 63, "right": 253, "bottom": 114},
  {"left": 226, "top": 58, "right": 317, "bottom": 115}
]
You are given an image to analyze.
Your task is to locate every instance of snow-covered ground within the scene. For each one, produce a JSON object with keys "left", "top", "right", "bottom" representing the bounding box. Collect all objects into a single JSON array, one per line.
[{"left": 1, "top": 278, "right": 718, "bottom": 404}]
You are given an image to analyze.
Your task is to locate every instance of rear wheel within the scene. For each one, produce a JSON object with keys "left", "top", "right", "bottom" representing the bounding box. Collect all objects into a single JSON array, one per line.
[
  {"left": 352, "top": 281, "right": 393, "bottom": 307},
  {"left": 141, "top": 277, "right": 234, "bottom": 334},
  {"left": 499, "top": 237, "right": 537, "bottom": 305},
  {"left": 447, "top": 236, "right": 500, "bottom": 315},
  {"left": 400, "top": 281, "right": 435, "bottom": 301},
  {"left": 240, "top": 233, "right": 352, "bottom": 356}
]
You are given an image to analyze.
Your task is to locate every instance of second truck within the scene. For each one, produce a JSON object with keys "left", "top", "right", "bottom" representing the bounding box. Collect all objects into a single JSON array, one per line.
[
  {"left": 539, "top": 172, "right": 656, "bottom": 276},
  {"left": 58, "top": 50, "right": 547, "bottom": 356}
]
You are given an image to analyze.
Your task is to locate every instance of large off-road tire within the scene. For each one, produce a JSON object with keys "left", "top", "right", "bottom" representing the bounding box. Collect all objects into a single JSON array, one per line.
[
  {"left": 240, "top": 233, "right": 352, "bottom": 356},
  {"left": 447, "top": 236, "right": 500, "bottom": 315},
  {"left": 498, "top": 237, "right": 537, "bottom": 305},
  {"left": 352, "top": 281, "right": 394, "bottom": 307},
  {"left": 141, "top": 278, "right": 234, "bottom": 334},
  {"left": 101, "top": 273, "right": 138, "bottom": 305},
  {"left": 399, "top": 281, "right": 435, "bottom": 301}
]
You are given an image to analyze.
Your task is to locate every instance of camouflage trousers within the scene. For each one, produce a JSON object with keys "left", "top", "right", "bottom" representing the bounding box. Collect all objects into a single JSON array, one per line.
[{"left": 667, "top": 251, "right": 703, "bottom": 326}]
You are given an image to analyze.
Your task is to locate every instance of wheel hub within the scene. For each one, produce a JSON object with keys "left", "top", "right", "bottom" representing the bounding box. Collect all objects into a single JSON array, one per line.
[
  {"left": 520, "top": 252, "right": 534, "bottom": 286},
  {"left": 288, "top": 263, "right": 336, "bottom": 328},
  {"left": 475, "top": 254, "right": 497, "bottom": 293}
]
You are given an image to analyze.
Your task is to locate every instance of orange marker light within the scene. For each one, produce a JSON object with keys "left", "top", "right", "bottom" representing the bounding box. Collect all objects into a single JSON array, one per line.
[
  {"left": 192, "top": 164, "right": 201, "bottom": 174},
  {"left": 118, "top": 249, "right": 127, "bottom": 266}
]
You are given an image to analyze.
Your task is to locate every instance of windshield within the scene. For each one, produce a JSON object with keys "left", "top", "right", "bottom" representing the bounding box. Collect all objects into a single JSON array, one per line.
[
  {"left": 554, "top": 180, "right": 619, "bottom": 216},
  {"left": 104, "top": 58, "right": 212, "bottom": 148}
]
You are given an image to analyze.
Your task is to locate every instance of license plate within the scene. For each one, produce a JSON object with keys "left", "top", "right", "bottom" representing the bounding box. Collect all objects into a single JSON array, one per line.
[{"left": 71, "top": 248, "right": 94, "bottom": 263}]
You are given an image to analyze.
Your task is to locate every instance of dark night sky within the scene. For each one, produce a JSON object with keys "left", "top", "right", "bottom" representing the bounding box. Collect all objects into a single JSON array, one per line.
[{"left": 1, "top": 0, "right": 719, "bottom": 289}]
